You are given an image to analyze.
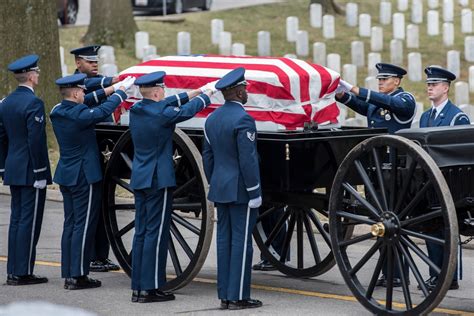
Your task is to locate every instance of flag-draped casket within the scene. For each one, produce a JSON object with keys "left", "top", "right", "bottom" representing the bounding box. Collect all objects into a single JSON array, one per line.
[{"left": 117, "top": 55, "right": 340, "bottom": 131}]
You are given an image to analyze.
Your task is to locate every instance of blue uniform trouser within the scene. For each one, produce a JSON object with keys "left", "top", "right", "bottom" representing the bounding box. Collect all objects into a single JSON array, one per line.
[
  {"left": 260, "top": 206, "right": 289, "bottom": 261},
  {"left": 216, "top": 203, "right": 258, "bottom": 301},
  {"left": 132, "top": 187, "right": 173, "bottom": 291},
  {"left": 59, "top": 177, "right": 101, "bottom": 278},
  {"left": 90, "top": 200, "right": 110, "bottom": 262},
  {"left": 7, "top": 186, "right": 46, "bottom": 276},
  {"left": 427, "top": 231, "right": 462, "bottom": 281}
]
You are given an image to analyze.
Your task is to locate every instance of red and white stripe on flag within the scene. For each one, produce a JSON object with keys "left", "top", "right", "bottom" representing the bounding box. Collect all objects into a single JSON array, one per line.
[{"left": 117, "top": 55, "right": 340, "bottom": 130}]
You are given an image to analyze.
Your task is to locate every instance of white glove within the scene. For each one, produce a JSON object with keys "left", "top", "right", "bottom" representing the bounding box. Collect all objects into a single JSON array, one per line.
[
  {"left": 112, "top": 76, "right": 136, "bottom": 91},
  {"left": 248, "top": 196, "right": 262, "bottom": 209},
  {"left": 33, "top": 179, "right": 47, "bottom": 189},
  {"left": 339, "top": 79, "right": 354, "bottom": 92},
  {"left": 335, "top": 83, "right": 349, "bottom": 94},
  {"left": 199, "top": 80, "right": 219, "bottom": 94}
]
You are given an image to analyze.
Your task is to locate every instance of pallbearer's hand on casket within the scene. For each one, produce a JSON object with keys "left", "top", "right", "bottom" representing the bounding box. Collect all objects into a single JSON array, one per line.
[
  {"left": 112, "top": 76, "right": 136, "bottom": 92},
  {"left": 199, "top": 80, "right": 219, "bottom": 95},
  {"left": 33, "top": 179, "right": 47, "bottom": 189},
  {"left": 248, "top": 196, "right": 262, "bottom": 209},
  {"left": 336, "top": 79, "right": 353, "bottom": 94}
]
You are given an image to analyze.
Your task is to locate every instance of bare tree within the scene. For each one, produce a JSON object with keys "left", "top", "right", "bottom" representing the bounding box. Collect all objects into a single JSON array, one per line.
[
  {"left": 0, "top": 0, "right": 62, "bottom": 113},
  {"left": 83, "top": 0, "right": 138, "bottom": 48},
  {"left": 310, "top": 0, "right": 345, "bottom": 15}
]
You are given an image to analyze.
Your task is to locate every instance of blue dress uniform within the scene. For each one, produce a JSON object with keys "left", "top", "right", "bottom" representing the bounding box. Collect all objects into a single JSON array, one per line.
[
  {"left": 129, "top": 71, "right": 210, "bottom": 296},
  {"left": 71, "top": 45, "right": 118, "bottom": 270},
  {"left": 419, "top": 67, "right": 470, "bottom": 289},
  {"left": 202, "top": 68, "right": 262, "bottom": 306},
  {"left": 0, "top": 55, "right": 51, "bottom": 284},
  {"left": 336, "top": 63, "right": 417, "bottom": 134},
  {"left": 50, "top": 74, "right": 127, "bottom": 284}
]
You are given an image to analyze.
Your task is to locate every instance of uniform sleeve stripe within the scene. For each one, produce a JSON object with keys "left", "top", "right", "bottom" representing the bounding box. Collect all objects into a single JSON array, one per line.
[
  {"left": 93, "top": 91, "right": 99, "bottom": 103},
  {"left": 50, "top": 103, "right": 61, "bottom": 114},
  {"left": 365, "top": 89, "right": 371, "bottom": 103},
  {"left": 450, "top": 112, "right": 470, "bottom": 126},
  {"left": 33, "top": 167, "right": 47, "bottom": 173},
  {"left": 343, "top": 94, "right": 352, "bottom": 105},
  {"left": 203, "top": 127, "right": 211, "bottom": 144},
  {"left": 196, "top": 95, "right": 206, "bottom": 109},
  {"left": 175, "top": 94, "right": 181, "bottom": 107},
  {"left": 0, "top": 169, "right": 4, "bottom": 172},
  {"left": 114, "top": 92, "right": 124, "bottom": 103},
  {"left": 100, "top": 77, "right": 106, "bottom": 89},
  {"left": 246, "top": 183, "right": 260, "bottom": 191}
]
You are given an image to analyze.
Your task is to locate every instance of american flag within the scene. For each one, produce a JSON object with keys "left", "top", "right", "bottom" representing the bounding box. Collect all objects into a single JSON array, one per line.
[{"left": 117, "top": 55, "right": 340, "bottom": 131}]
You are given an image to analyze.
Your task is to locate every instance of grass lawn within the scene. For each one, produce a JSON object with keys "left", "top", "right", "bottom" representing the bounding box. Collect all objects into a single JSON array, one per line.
[{"left": 59, "top": 0, "right": 474, "bottom": 107}]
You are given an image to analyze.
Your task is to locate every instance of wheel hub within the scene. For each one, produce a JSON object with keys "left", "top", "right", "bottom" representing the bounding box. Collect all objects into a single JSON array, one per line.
[
  {"left": 371, "top": 223, "right": 385, "bottom": 237},
  {"left": 374, "top": 212, "right": 400, "bottom": 239}
]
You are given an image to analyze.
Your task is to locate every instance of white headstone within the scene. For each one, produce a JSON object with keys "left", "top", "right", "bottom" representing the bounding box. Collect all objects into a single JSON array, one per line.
[
  {"left": 211, "top": 19, "right": 224, "bottom": 45},
  {"left": 459, "top": 0, "right": 469, "bottom": 6},
  {"left": 443, "top": 0, "right": 454, "bottom": 22},
  {"left": 296, "top": 30, "right": 309, "bottom": 56},
  {"left": 177, "top": 32, "right": 191, "bottom": 55},
  {"left": 406, "top": 24, "right": 420, "bottom": 48},
  {"left": 142, "top": 45, "right": 157, "bottom": 60},
  {"left": 346, "top": 3, "right": 358, "bottom": 27},
  {"left": 327, "top": 53, "right": 341, "bottom": 73},
  {"left": 99, "top": 45, "right": 115, "bottom": 65},
  {"left": 465, "top": 36, "right": 474, "bottom": 61},
  {"left": 286, "top": 16, "right": 299, "bottom": 42},
  {"left": 455, "top": 81, "right": 470, "bottom": 105},
  {"left": 359, "top": 14, "right": 371, "bottom": 37},
  {"left": 370, "top": 26, "right": 384, "bottom": 52},
  {"left": 408, "top": 52, "right": 422, "bottom": 81},
  {"left": 61, "top": 64, "right": 68, "bottom": 77},
  {"left": 365, "top": 76, "right": 378, "bottom": 91},
  {"left": 469, "top": 65, "right": 474, "bottom": 92},
  {"left": 283, "top": 54, "right": 297, "bottom": 59},
  {"left": 411, "top": 0, "right": 423, "bottom": 24},
  {"left": 313, "top": 42, "right": 326, "bottom": 65},
  {"left": 461, "top": 9, "right": 473, "bottom": 33},
  {"left": 351, "top": 41, "right": 365, "bottom": 67},
  {"left": 447, "top": 50, "right": 461, "bottom": 77},
  {"left": 368, "top": 52, "right": 382, "bottom": 76},
  {"left": 459, "top": 104, "right": 474, "bottom": 120},
  {"left": 380, "top": 1, "right": 392, "bottom": 25},
  {"left": 218, "top": 31, "right": 232, "bottom": 55},
  {"left": 100, "top": 63, "right": 118, "bottom": 77},
  {"left": 59, "top": 46, "right": 65, "bottom": 65},
  {"left": 142, "top": 54, "right": 159, "bottom": 62},
  {"left": 390, "top": 39, "right": 404, "bottom": 65},
  {"left": 398, "top": 0, "right": 408, "bottom": 11},
  {"left": 231, "top": 43, "right": 246, "bottom": 56},
  {"left": 443, "top": 23, "right": 454, "bottom": 46},
  {"left": 414, "top": 102, "right": 424, "bottom": 122},
  {"left": 343, "top": 64, "right": 358, "bottom": 86},
  {"left": 427, "top": 10, "right": 440, "bottom": 35},
  {"left": 323, "top": 15, "right": 335, "bottom": 39},
  {"left": 428, "top": 0, "right": 439, "bottom": 9},
  {"left": 310, "top": 3, "right": 323, "bottom": 28},
  {"left": 135, "top": 31, "right": 149, "bottom": 59},
  {"left": 393, "top": 13, "right": 405, "bottom": 39},
  {"left": 258, "top": 31, "right": 271, "bottom": 56}
]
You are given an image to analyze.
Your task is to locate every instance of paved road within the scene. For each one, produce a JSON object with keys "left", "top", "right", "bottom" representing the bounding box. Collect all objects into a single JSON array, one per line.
[
  {"left": 75, "top": 0, "right": 282, "bottom": 26},
  {"left": 0, "top": 193, "right": 473, "bottom": 315}
]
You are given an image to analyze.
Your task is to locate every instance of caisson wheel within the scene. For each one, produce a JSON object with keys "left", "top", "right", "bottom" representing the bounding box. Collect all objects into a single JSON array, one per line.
[
  {"left": 329, "top": 135, "right": 458, "bottom": 315},
  {"left": 253, "top": 203, "right": 352, "bottom": 277},
  {"left": 102, "top": 128, "right": 213, "bottom": 291}
]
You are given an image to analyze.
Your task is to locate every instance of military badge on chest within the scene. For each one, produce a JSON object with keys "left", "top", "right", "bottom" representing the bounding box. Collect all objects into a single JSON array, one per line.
[{"left": 380, "top": 109, "right": 391, "bottom": 121}]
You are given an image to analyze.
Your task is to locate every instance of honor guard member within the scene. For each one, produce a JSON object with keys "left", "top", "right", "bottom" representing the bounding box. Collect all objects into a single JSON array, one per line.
[
  {"left": 129, "top": 71, "right": 215, "bottom": 303},
  {"left": 419, "top": 66, "right": 469, "bottom": 291},
  {"left": 71, "top": 45, "right": 123, "bottom": 273},
  {"left": 0, "top": 55, "right": 51, "bottom": 285},
  {"left": 51, "top": 73, "right": 134, "bottom": 290},
  {"left": 336, "top": 63, "right": 417, "bottom": 134},
  {"left": 202, "top": 67, "right": 263, "bottom": 310}
]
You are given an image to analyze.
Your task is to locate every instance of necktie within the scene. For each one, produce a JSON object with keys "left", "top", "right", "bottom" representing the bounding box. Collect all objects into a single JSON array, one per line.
[{"left": 428, "top": 108, "right": 436, "bottom": 127}]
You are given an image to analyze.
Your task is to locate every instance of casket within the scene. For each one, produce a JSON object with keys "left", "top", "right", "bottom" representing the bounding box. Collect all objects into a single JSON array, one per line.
[{"left": 117, "top": 55, "right": 340, "bottom": 131}]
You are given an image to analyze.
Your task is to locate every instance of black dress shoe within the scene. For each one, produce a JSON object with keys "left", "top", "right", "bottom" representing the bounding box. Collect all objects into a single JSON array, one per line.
[
  {"left": 449, "top": 280, "right": 459, "bottom": 290},
  {"left": 252, "top": 260, "right": 276, "bottom": 271},
  {"left": 64, "top": 276, "right": 102, "bottom": 290},
  {"left": 220, "top": 299, "right": 229, "bottom": 309},
  {"left": 375, "top": 275, "right": 403, "bottom": 288},
  {"left": 228, "top": 299, "right": 263, "bottom": 310},
  {"left": 103, "top": 259, "right": 120, "bottom": 271},
  {"left": 137, "top": 290, "right": 175, "bottom": 303},
  {"left": 6, "top": 274, "right": 48, "bottom": 286},
  {"left": 418, "top": 276, "right": 437, "bottom": 291},
  {"left": 132, "top": 290, "right": 140, "bottom": 302},
  {"left": 89, "top": 260, "right": 109, "bottom": 272}
]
